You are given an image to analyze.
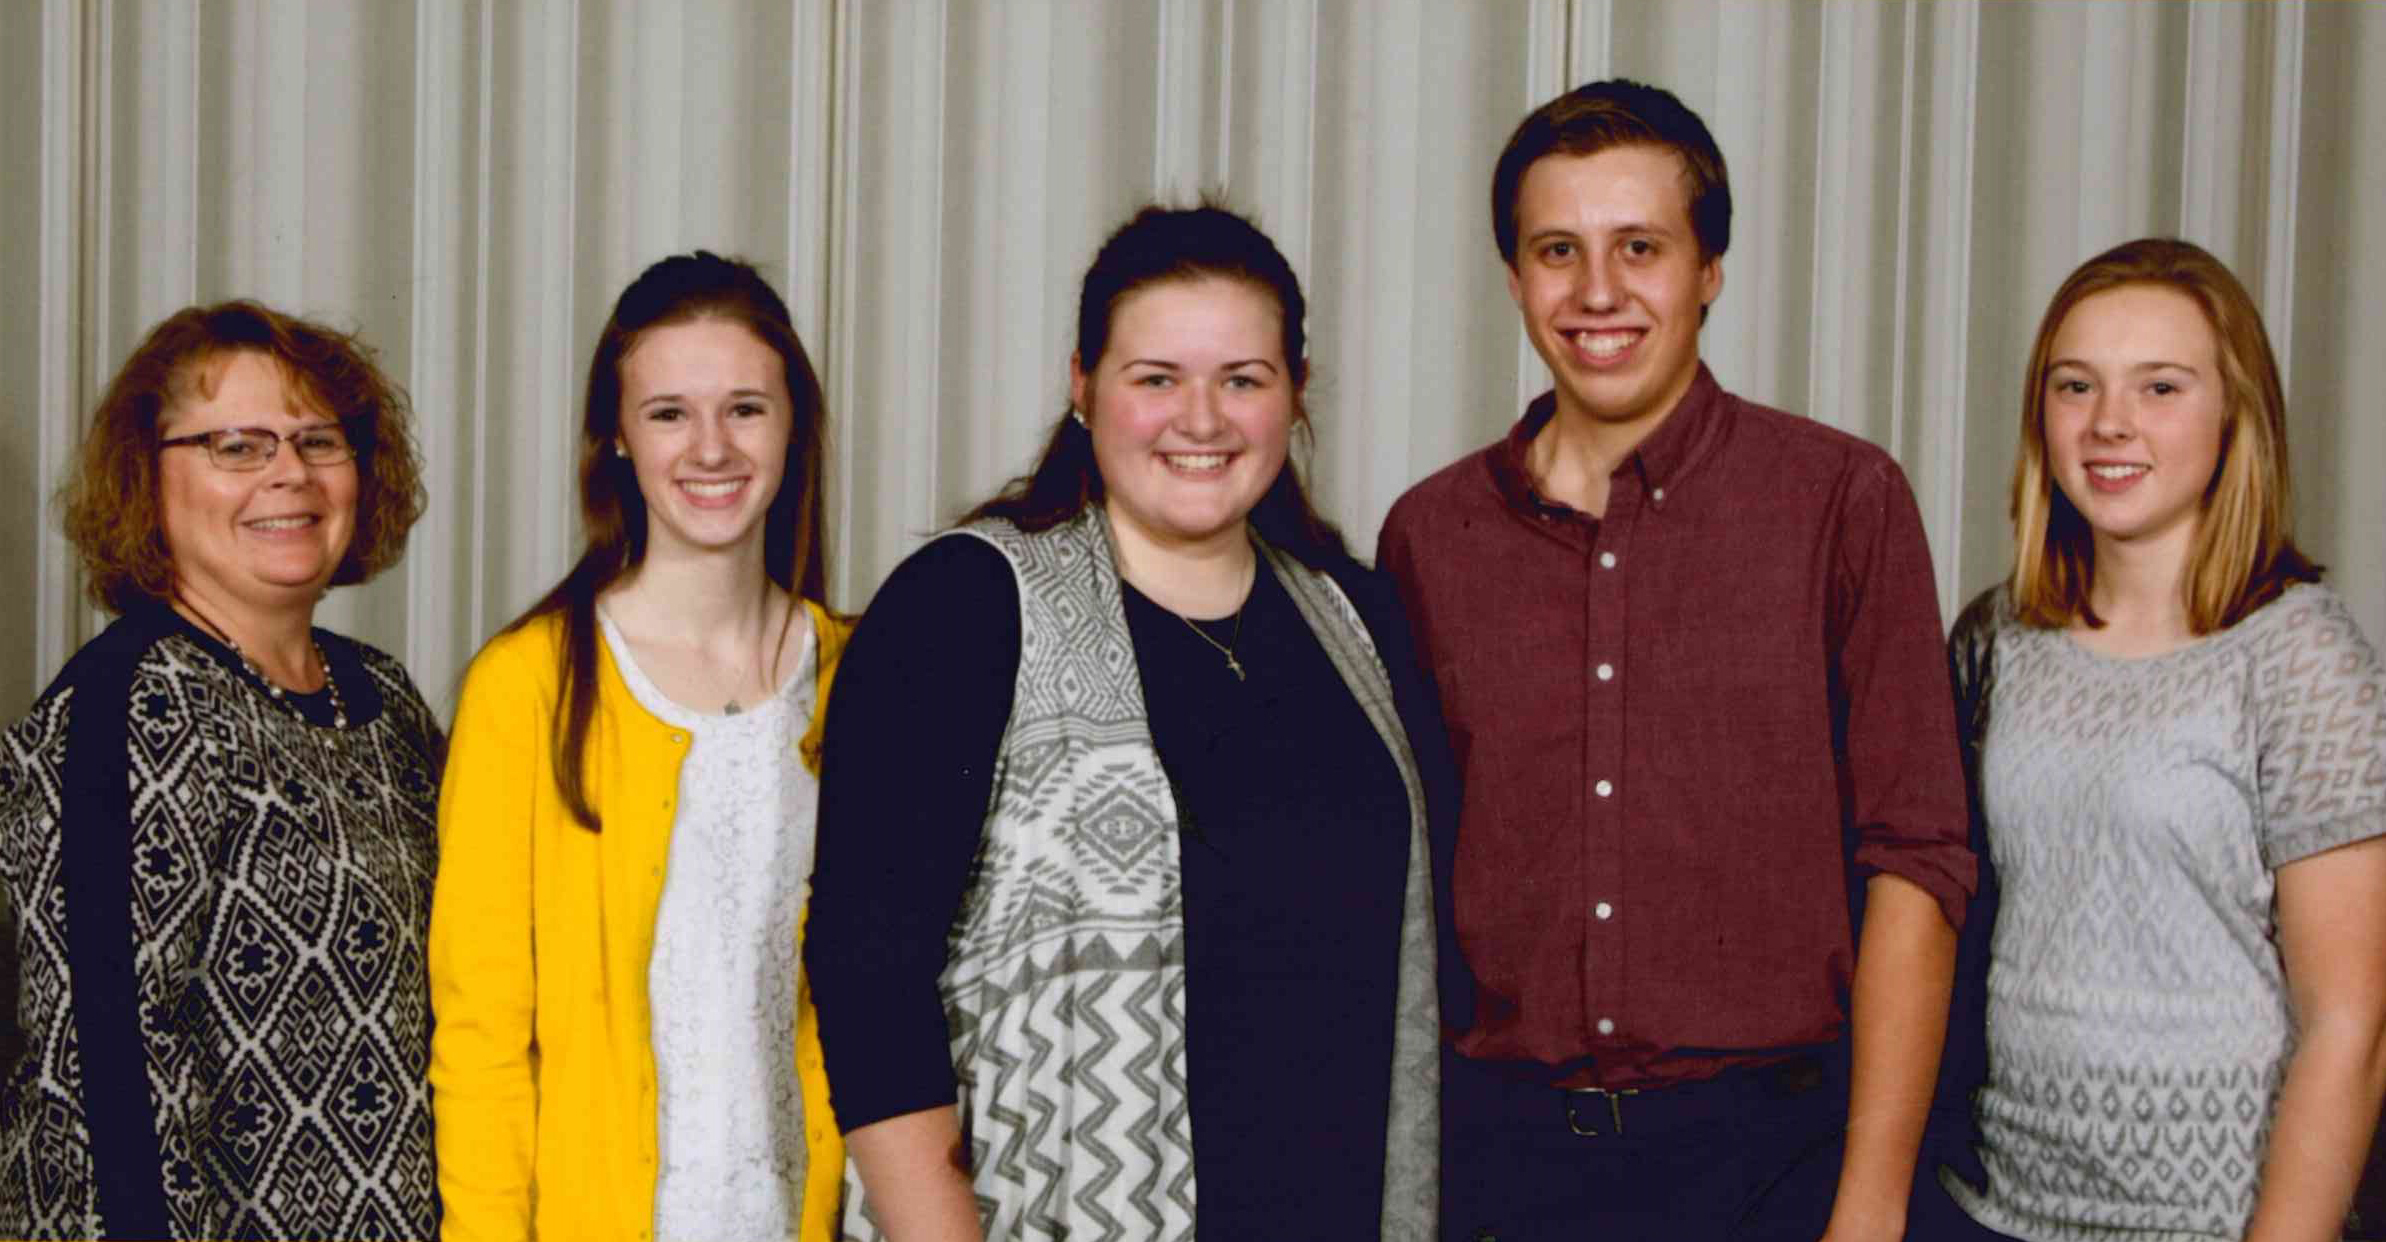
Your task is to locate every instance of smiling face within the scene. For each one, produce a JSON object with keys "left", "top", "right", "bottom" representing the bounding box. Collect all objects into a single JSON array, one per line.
[
  {"left": 156, "top": 350, "right": 359, "bottom": 621},
  {"left": 2042, "top": 283, "right": 2229, "bottom": 563},
  {"left": 1073, "top": 276, "right": 1295, "bottom": 560},
  {"left": 615, "top": 317, "right": 795, "bottom": 564},
  {"left": 1507, "top": 144, "right": 1722, "bottom": 435}
]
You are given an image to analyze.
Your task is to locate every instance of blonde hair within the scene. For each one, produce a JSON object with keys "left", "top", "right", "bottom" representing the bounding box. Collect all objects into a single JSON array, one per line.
[{"left": 2009, "top": 237, "right": 2319, "bottom": 633}]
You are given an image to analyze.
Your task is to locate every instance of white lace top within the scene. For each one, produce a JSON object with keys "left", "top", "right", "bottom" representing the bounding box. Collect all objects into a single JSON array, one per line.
[{"left": 599, "top": 612, "right": 819, "bottom": 1242}]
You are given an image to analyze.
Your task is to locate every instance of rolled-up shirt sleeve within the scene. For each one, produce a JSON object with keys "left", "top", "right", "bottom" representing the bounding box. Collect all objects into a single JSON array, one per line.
[
  {"left": 1831, "top": 458, "right": 1976, "bottom": 931},
  {"left": 803, "top": 536, "right": 1021, "bottom": 1133}
]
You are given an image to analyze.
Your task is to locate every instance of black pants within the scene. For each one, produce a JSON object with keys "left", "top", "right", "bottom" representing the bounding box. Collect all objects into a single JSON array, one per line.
[{"left": 1440, "top": 1052, "right": 1850, "bottom": 1242}]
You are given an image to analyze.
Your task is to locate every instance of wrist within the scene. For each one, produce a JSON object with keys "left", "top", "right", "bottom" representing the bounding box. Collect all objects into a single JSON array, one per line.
[
  {"left": 1819, "top": 1210, "right": 1906, "bottom": 1242},
  {"left": 1822, "top": 1181, "right": 1910, "bottom": 1242}
]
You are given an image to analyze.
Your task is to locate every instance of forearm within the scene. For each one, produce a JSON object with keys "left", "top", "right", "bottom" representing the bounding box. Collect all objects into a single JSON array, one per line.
[
  {"left": 1826, "top": 873, "right": 1957, "bottom": 1241},
  {"left": 845, "top": 1106, "right": 985, "bottom": 1242},
  {"left": 2243, "top": 1016, "right": 2386, "bottom": 1242}
]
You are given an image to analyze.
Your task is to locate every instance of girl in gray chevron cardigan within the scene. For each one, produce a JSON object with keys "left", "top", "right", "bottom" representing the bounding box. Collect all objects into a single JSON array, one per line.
[{"left": 805, "top": 204, "right": 1456, "bottom": 1242}]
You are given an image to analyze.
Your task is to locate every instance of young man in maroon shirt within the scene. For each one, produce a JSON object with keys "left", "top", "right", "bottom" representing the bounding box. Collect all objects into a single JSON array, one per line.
[{"left": 1378, "top": 79, "right": 1975, "bottom": 1240}]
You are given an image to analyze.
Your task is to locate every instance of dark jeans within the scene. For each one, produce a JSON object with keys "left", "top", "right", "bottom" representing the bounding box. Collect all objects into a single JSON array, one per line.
[{"left": 1442, "top": 1052, "right": 1848, "bottom": 1241}]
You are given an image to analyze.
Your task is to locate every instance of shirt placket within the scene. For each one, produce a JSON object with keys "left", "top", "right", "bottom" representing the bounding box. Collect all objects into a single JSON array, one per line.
[{"left": 1581, "top": 477, "right": 1639, "bottom": 1051}]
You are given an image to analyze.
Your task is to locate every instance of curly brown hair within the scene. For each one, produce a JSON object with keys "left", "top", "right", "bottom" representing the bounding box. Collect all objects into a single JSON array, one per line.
[{"left": 58, "top": 300, "right": 427, "bottom": 615}]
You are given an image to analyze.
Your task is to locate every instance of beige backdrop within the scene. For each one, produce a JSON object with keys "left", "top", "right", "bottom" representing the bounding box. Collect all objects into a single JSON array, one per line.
[{"left": 2, "top": 0, "right": 2381, "bottom": 719}]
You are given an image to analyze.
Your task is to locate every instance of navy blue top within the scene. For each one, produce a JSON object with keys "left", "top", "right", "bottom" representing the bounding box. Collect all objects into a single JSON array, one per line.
[{"left": 808, "top": 533, "right": 1459, "bottom": 1239}]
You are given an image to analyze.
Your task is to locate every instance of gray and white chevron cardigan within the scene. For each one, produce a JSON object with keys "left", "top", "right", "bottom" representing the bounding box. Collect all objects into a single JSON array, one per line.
[{"left": 841, "top": 509, "right": 1439, "bottom": 1241}]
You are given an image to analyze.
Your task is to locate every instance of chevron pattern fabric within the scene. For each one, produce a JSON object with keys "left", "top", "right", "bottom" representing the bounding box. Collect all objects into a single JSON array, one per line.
[
  {"left": 1945, "top": 583, "right": 2386, "bottom": 1240},
  {"left": 838, "top": 511, "right": 1440, "bottom": 1241},
  {"left": 841, "top": 512, "right": 1197, "bottom": 1241}
]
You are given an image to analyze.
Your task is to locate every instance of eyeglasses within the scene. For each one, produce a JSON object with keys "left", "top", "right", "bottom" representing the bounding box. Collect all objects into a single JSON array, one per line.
[{"left": 158, "top": 424, "right": 359, "bottom": 470}]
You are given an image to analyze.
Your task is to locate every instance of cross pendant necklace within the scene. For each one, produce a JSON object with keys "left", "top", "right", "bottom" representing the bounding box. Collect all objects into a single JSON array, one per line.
[{"left": 1177, "top": 606, "right": 1247, "bottom": 681}]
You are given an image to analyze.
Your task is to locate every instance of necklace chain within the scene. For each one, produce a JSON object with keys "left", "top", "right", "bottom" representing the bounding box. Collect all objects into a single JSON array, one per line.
[
  {"left": 703, "top": 639, "right": 748, "bottom": 716},
  {"left": 713, "top": 601, "right": 790, "bottom": 715},
  {"left": 1177, "top": 609, "right": 1245, "bottom": 680},
  {"left": 600, "top": 598, "right": 789, "bottom": 717},
  {"left": 175, "top": 593, "right": 347, "bottom": 729},
  {"left": 1171, "top": 562, "right": 1253, "bottom": 682},
  {"left": 234, "top": 637, "right": 349, "bottom": 729}
]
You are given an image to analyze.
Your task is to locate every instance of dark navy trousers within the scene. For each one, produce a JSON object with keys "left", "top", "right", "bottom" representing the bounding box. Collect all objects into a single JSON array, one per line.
[{"left": 1440, "top": 1050, "right": 2006, "bottom": 1241}]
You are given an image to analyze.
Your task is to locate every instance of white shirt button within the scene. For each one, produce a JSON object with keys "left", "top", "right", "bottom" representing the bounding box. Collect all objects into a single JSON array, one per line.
[
  {"left": 1652, "top": 487, "right": 1666, "bottom": 502},
  {"left": 1596, "top": 662, "right": 1614, "bottom": 682},
  {"left": 1595, "top": 901, "right": 1614, "bottom": 920},
  {"left": 669, "top": 731, "right": 687, "bottom": 744},
  {"left": 1595, "top": 779, "right": 1613, "bottom": 798},
  {"left": 1596, "top": 1017, "right": 1616, "bottom": 1035},
  {"left": 1599, "top": 551, "right": 1618, "bottom": 569}
]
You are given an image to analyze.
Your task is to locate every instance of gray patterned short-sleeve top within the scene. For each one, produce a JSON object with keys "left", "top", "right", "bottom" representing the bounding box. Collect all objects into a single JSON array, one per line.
[{"left": 1946, "top": 582, "right": 2386, "bottom": 1241}]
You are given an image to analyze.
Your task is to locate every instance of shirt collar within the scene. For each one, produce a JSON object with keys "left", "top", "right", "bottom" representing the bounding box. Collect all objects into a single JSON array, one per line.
[{"left": 1487, "top": 363, "right": 1728, "bottom": 517}]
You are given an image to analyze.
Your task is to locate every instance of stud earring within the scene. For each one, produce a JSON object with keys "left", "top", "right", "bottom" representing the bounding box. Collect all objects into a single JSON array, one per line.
[
  {"left": 613, "top": 443, "right": 629, "bottom": 458},
  {"left": 1070, "top": 408, "right": 1088, "bottom": 429}
]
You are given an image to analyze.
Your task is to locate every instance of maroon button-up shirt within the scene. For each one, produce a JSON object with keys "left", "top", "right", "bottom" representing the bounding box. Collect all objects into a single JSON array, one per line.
[{"left": 1378, "top": 365, "right": 1973, "bottom": 1090}]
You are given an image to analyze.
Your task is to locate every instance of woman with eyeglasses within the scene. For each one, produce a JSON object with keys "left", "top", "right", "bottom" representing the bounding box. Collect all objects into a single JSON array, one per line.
[
  {"left": 0, "top": 302, "right": 440, "bottom": 1239},
  {"left": 429, "top": 252, "right": 850, "bottom": 1242}
]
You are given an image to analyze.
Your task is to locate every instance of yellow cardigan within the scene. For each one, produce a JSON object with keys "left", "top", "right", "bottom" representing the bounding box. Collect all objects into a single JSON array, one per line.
[{"left": 429, "top": 603, "right": 850, "bottom": 1242}]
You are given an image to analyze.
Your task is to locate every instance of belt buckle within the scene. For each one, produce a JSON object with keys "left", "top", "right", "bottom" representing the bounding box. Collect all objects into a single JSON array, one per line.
[{"left": 1563, "top": 1086, "right": 1639, "bottom": 1137}]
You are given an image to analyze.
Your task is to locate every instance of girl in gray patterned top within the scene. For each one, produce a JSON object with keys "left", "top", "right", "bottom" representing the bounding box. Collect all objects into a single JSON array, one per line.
[
  {"left": 0, "top": 302, "right": 441, "bottom": 1239},
  {"left": 1937, "top": 238, "right": 2386, "bottom": 1242}
]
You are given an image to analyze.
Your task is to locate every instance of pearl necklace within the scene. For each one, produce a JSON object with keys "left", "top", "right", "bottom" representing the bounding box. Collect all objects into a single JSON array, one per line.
[
  {"left": 218, "top": 631, "right": 349, "bottom": 729},
  {"left": 173, "top": 595, "right": 348, "bottom": 729}
]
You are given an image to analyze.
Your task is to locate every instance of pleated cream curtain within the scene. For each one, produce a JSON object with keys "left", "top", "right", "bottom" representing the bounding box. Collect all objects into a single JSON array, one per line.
[{"left": 2, "top": 0, "right": 2380, "bottom": 718}]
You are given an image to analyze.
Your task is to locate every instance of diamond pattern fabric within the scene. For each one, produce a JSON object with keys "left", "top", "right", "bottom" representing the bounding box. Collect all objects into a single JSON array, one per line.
[
  {"left": 0, "top": 616, "right": 441, "bottom": 1239},
  {"left": 1946, "top": 583, "right": 2386, "bottom": 1239}
]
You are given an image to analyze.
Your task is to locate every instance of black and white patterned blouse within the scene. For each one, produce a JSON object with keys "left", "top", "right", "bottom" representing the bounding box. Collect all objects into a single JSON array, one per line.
[{"left": 0, "top": 605, "right": 443, "bottom": 1240}]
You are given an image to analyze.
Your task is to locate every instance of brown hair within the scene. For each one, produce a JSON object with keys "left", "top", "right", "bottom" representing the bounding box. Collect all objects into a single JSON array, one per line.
[
  {"left": 504, "top": 251, "right": 831, "bottom": 831},
  {"left": 1490, "top": 78, "right": 1733, "bottom": 268},
  {"left": 2010, "top": 237, "right": 2320, "bottom": 633},
  {"left": 58, "top": 300, "right": 425, "bottom": 614},
  {"left": 966, "top": 201, "right": 1350, "bottom": 568}
]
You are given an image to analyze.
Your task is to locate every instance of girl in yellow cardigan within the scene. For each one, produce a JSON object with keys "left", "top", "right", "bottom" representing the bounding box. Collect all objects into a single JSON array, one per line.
[{"left": 430, "top": 252, "right": 850, "bottom": 1242}]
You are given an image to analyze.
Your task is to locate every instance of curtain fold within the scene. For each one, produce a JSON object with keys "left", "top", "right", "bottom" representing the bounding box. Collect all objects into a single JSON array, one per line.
[{"left": 2, "top": 0, "right": 2379, "bottom": 717}]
